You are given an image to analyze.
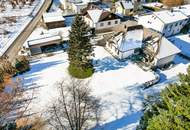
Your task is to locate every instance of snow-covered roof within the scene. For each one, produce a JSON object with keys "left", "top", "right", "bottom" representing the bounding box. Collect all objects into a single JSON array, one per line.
[
  {"left": 138, "top": 10, "right": 188, "bottom": 33},
  {"left": 43, "top": 12, "right": 65, "bottom": 23},
  {"left": 142, "top": 2, "right": 164, "bottom": 8},
  {"left": 138, "top": 14, "right": 164, "bottom": 33},
  {"left": 87, "top": 9, "right": 103, "bottom": 23},
  {"left": 46, "top": 26, "right": 71, "bottom": 38},
  {"left": 174, "top": 4, "right": 190, "bottom": 17},
  {"left": 119, "top": 1, "right": 134, "bottom": 10},
  {"left": 153, "top": 10, "right": 188, "bottom": 24},
  {"left": 156, "top": 37, "right": 181, "bottom": 59},
  {"left": 169, "top": 34, "right": 190, "bottom": 57},
  {"left": 28, "top": 34, "right": 61, "bottom": 46},
  {"left": 112, "top": 27, "right": 144, "bottom": 52}
]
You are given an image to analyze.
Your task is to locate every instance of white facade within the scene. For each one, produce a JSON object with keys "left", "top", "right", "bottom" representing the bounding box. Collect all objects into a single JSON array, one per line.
[
  {"left": 85, "top": 17, "right": 121, "bottom": 30},
  {"left": 138, "top": 10, "right": 188, "bottom": 37},
  {"left": 72, "top": 2, "right": 87, "bottom": 13},
  {"left": 115, "top": 1, "right": 134, "bottom": 16},
  {"left": 106, "top": 27, "right": 144, "bottom": 59},
  {"left": 84, "top": 9, "right": 121, "bottom": 30},
  {"left": 154, "top": 37, "right": 181, "bottom": 67}
]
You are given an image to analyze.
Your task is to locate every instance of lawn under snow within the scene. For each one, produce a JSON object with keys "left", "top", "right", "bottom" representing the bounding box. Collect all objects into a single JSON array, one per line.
[{"left": 18, "top": 46, "right": 190, "bottom": 130}]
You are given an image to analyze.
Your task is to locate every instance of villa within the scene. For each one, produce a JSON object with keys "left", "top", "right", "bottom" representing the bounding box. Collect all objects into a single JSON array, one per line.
[
  {"left": 138, "top": 10, "right": 188, "bottom": 37},
  {"left": 106, "top": 25, "right": 144, "bottom": 59}
]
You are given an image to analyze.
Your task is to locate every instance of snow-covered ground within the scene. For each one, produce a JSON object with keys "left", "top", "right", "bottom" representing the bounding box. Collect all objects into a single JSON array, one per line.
[
  {"left": 0, "top": 0, "right": 45, "bottom": 56},
  {"left": 16, "top": 45, "right": 190, "bottom": 130}
]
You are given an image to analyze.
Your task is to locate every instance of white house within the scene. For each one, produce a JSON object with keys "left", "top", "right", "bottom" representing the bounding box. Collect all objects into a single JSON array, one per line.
[
  {"left": 142, "top": 2, "right": 166, "bottom": 11},
  {"left": 106, "top": 25, "right": 144, "bottom": 59},
  {"left": 72, "top": 2, "right": 88, "bottom": 13},
  {"left": 27, "top": 34, "right": 62, "bottom": 55},
  {"left": 43, "top": 12, "right": 65, "bottom": 29},
  {"left": 60, "top": 0, "right": 99, "bottom": 13},
  {"left": 174, "top": 4, "right": 190, "bottom": 23},
  {"left": 115, "top": 1, "right": 134, "bottom": 16},
  {"left": 169, "top": 34, "right": 190, "bottom": 58},
  {"left": 138, "top": 10, "right": 189, "bottom": 37},
  {"left": 145, "top": 36, "right": 181, "bottom": 67},
  {"left": 83, "top": 9, "right": 121, "bottom": 30}
]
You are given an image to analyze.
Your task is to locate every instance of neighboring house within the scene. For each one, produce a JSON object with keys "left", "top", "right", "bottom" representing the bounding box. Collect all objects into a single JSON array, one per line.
[
  {"left": 27, "top": 27, "right": 71, "bottom": 55},
  {"left": 115, "top": 1, "right": 134, "bottom": 16},
  {"left": 43, "top": 12, "right": 65, "bottom": 29},
  {"left": 161, "top": 0, "right": 184, "bottom": 7},
  {"left": 142, "top": 2, "right": 165, "bottom": 11},
  {"left": 169, "top": 34, "right": 190, "bottom": 58},
  {"left": 145, "top": 36, "right": 181, "bottom": 67},
  {"left": 138, "top": 10, "right": 188, "bottom": 37},
  {"left": 72, "top": 2, "right": 88, "bottom": 13},
  {"left": 174, "top": 4, "right": 190, "bottom": 23},
  {"left": 83, "top": 9, "right": 121, "bottom": 30},
  {"left": 106, "top": 25, "right": 144, "bottom": 59},
  {"left": 27, "top": 34, "right": 62, "bottom": 55},
  {"left": 184, "top": 0, "right": 190, "bottom": 4},
  {"left": 60, "top": 0, "right": 100, "bottom": 13}
]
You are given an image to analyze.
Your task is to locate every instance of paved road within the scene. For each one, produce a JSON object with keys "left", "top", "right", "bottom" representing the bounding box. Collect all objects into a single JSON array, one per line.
[{"left": 2, "top": 0, "right": 52, "bottom": 63}]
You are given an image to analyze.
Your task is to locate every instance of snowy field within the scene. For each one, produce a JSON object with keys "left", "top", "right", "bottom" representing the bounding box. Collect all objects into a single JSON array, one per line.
[
  {"left": 17, "top": 46, "right": 190, "bottom": 130},
  {"left": 0, "top": 0, "right": 44, "bottom": 56}
]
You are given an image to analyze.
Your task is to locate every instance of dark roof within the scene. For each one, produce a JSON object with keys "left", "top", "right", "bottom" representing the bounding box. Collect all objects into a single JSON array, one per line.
[
  {"left": 127, "top": 25, "right": 143, "bottom": 31},
  {"left": 99, "top": 12, "right": 120, "bottom": 22}
]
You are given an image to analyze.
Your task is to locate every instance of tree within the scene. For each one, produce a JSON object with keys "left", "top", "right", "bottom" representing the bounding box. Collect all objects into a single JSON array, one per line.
[
  {"left": 137, "top": 66, "right": 190, "bottom": 130},
  {"left": 68, "top": 14, "right": 94, "bottom": 79},
  {"left": 47, "top": 78, "right": 101, "bottom": 130}
]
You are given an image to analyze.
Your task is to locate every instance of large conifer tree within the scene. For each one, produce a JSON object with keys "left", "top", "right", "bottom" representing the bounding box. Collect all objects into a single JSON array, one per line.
[
  {"left": 137, "top": 67, "right": 190, "bottom": 130},
  {"left": 68, "top": 14, "right": 94, "bottom": 78}
]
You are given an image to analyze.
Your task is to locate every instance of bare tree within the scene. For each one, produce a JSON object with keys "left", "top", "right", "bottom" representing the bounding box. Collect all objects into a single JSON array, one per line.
[
  {"left": 47, "top": 78, "right": 101, "bottom": 130},
  {"left": 0, "top": 58, "right": 35, "bottom": 129}
]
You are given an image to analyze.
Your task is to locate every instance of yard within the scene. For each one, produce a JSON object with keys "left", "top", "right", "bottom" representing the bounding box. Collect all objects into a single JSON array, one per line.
[{"left": 17, "top": 46, "right": 190, "bottom": 130}]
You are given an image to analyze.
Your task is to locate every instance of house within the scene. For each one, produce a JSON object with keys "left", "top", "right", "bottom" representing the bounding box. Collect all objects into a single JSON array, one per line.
[
  {"left": 71, "top": 2, "right": 88, "bottom": 13},
  {"left": 27, "top": 27, "right": 71, "bottom": 55},
  {"left": 142, "top": 2, "right": 165, "bottom": 11},
  {"left": 184, "top": 0, "right": 190, "bottom": 4},
  {"left": 115, "top": 1, "right": 134, "bottom": 16},
  {"left": 83, "top": 9, "right": 121, "bottom": 30},
  {"left": 144, "top": 36, "right": 181, "bottom": 67},
  {"left": 27, "top": 34, "right": 62, "bottom": 55},
  {"left": 106, "top": 25, "right": 144, "bottom": 59},
  {"left": 60, "top": 0, "right": 100, "bottom": 13},
  {"left": 43, "top": 12, "right": 65, "bottom": 29},
  {"left": 161, "top": 0, "right": 184, "bottom": 7},
  {"left": 169, "top": 34, "right": 190, "bottom": 58},
  {"left": 138, "top": 10, "right": 188, "bottom": 37},
  {"left": 174, "top": 4, "right": 190, "bottom": 23}
]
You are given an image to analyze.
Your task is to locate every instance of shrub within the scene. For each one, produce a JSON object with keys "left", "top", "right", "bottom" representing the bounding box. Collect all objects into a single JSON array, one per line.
[
  {"left": 0, "top": 59, "right": 16, "bottom": 76},
  {"left": 68, "top": 64, "right": 94, "bottom": 79},
  {"left": 15, "top": 55, "right": 30, "bottom": 74}
]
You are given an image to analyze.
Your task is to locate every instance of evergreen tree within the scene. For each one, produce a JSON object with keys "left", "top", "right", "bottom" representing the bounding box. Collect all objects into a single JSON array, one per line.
[
  {"left": 137, "top": 66, "right": 190, "bottom": 130},
  {"left": 68, "top": 14, "right": 94, "bottom": 79}
]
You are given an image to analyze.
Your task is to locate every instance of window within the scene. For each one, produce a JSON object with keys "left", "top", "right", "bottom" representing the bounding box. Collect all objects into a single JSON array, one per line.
[
  {"left": 167, "top": 24, "right": 172, "bottom": 32},
  {"left": 115, "top": 20, "right": 118, "bottom": 24},
  {"left": 108, "top": 21, "right": 111, "bottom": 25},
  {"left": 117, "top": 50, "right": 119, "bottom": 55},
  {"left": 100, "top": 23, "right": 104, "bottom": 26},
  {"left": 175, "top": 22, "right": 178, "bottom": 26}
]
